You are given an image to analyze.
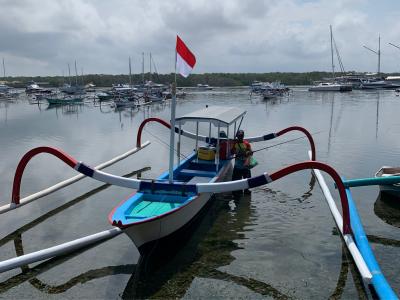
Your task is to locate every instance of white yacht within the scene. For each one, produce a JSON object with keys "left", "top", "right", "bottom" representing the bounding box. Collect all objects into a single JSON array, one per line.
[
  {"left": 309, "top": 82, "right": 352, "bottom": 92},
  {"left": 197, "top": 84, "right": 213, "bottom": 90}
]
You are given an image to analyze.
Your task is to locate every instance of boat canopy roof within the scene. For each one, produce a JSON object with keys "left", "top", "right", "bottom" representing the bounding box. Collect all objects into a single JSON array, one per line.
[{"left": 175, "top": 106, "right": 246, "bottom": 127}]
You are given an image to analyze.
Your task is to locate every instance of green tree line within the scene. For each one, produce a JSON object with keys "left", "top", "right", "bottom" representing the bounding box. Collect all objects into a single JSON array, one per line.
[{"left": 2, "top": 71, "right": 399, "bottom": 88}]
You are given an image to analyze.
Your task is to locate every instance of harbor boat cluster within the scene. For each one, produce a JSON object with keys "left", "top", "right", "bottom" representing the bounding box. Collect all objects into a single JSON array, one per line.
[
  {"left": 308, "top": 26, "right": 400, "bottom": 92},
  {"left": 250, "top": 80, "right": 290, "bottom": 99}
]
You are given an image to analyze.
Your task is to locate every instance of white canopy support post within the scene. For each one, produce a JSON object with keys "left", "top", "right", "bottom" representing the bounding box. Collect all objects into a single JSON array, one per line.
[
  {"left": 209, "top": 123, "right": 212, "bottom": 144},
  {"left": 177, "top": 123, "right": 181, "bottom": 164},
  {"left": 234, "top": 121, "right": 237, "bottom": 137}
]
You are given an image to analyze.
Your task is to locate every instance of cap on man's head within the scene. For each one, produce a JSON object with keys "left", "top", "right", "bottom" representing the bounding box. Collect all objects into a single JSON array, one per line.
[{"left": 236, "top": 130, "right": 244, "bottom": 137}]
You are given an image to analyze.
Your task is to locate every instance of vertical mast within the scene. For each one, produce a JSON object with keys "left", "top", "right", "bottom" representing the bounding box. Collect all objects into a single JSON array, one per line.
[
  {"left": 149, "top": 52, "right": 152, "bottom": 82},
  {"left": 330, "top": 25, "right": 335, "bottom": 80},
  {"left": 74, "top": 60, "right": 78, "bottom": 86},
  {"left": 2, "top": 58, "right": 5, "bottom": 78},
  {"left": 168, "top": 50, "right": 177, "bottom": 183},
  {"left": 142, "top": 52, "right": 145, "bottom": 84},
  {"left": 129, "top": 56, "right": 132, "bottom": 87},
  {"left": 68, "top": 63, "right": 71, "bottom": 85},
  {"left": 378, "top": 35, "right": 381, "bottom": 74}
]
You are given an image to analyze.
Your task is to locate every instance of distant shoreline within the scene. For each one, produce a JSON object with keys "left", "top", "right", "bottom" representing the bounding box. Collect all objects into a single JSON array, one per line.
[{"left": 2, "top": 71, "right": 399, "bottom": 88}]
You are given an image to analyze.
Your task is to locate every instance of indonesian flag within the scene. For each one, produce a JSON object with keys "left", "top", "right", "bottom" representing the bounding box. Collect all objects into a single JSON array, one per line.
[{"left": 176, "top": 35, "right": 196, "bottom": 77}]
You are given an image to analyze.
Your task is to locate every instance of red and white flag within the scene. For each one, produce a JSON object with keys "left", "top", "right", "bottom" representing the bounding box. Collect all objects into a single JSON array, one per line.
[{"left": 176, "top": 35, "right": 196, "bottom": 78}]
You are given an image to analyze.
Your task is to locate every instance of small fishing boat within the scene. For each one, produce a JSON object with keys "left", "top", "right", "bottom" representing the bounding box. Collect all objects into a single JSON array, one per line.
[
  {"left": 144, "top": 93, "right": 164, "bottom": 102},
  {"left": 375, "top": 166, "right": 400, "bottom": 197},
  {"left": 109, "top": 106, "right": 244, "bottom": 253},
  {"left": 46, "top": 95, "right": 84, "bottom": 105},
  {"left": 25, "top": 81, "right": 53, "bottom": 94},
  {"left": 96, "top": 92, "right": 114, "bottom": 102}
]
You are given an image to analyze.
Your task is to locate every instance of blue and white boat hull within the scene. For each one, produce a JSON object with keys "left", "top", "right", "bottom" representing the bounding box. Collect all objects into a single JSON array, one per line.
[{"left": 110, "top": 158, "right": 233, "bottom": 252}]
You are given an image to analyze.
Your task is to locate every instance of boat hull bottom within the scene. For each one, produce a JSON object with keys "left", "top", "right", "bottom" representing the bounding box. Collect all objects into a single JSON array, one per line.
[
  {"left": 123, "top": 162, "right": 233, "bottom": 253},
  {"left": 379, "top": 185, "right": 400, "bottom": 198},
  {"left": 135, "top": 194, "right": 216, "bottom": 257}
]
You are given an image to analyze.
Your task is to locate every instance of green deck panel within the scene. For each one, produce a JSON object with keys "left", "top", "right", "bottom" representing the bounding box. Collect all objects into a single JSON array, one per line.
[{"left": 126, "top": 200, "right": 183, "bottom": 218}]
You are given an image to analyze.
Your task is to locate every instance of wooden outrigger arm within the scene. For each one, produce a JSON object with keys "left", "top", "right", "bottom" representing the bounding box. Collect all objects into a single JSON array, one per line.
[
  {"left": 0, "top": 141, "right": 150, "bottom": 214},
  {"left": 10, "top": 147, "right": 350, "bottom": 234}
]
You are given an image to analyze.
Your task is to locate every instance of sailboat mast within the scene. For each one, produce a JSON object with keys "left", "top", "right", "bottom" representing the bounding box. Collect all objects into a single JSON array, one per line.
[
  {"left": 68, "top": 63, "right": 71, "bottom": 85},
  {"left": 330, "top": 25, "right": 335, "bottom": 79},
  {"left": 149, "top": 52, "right": 152, "bottom": 82},
  {"left": 129, "top": 56, "right": 132, "bottom": 87},
  {"left": 142, "top": 52, "right": 145, "bottom": 84},
  {"left": 74, "top": 60, "right": 78, "bottom": 86},
  {"left": 378, "top": 35, "right": 381, "bottom": 74},
  {"left": 2, "top": 58, "right": 5, "bottom": 78}
]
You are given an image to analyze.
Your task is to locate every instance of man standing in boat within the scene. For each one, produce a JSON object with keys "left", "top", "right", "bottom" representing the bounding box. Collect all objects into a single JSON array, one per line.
[{"left": 232, "top": 130, "right": 252, "bottom": 195}]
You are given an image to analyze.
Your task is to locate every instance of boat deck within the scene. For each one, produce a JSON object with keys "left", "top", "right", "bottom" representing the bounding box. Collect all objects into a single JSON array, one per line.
[
  {"left": 111, "top": 152, "right": 231, "bottom": 226},
  {"left": 125, "top": 193, "right": 190, "bottom": 220}
]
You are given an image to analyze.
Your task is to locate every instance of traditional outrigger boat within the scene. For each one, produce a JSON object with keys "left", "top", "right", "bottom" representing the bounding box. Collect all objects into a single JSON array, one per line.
[
  {"left": 0, "top": 37, "right": 398, "bottom": 299},
  {"left": 109, "top": 106, "right": 243, "bottom": 252}
]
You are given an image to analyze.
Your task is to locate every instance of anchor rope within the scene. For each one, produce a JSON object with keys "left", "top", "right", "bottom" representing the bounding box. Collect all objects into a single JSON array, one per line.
[{"left": 143, "top": 127, "right": 188, "bottom": 160}]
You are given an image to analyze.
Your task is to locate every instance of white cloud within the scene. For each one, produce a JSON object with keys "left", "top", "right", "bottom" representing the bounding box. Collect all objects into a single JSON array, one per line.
[{"left": 0, "top": 0, "right": 399, "bottom": 76}]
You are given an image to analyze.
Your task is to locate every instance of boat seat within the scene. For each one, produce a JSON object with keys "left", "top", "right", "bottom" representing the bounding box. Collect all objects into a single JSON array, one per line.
[
  {"left": 187, "top": 176, "right": 211, "bottom": 184},
  {"left": 180, "top": 169, "right": 216, "bottom": 178}
]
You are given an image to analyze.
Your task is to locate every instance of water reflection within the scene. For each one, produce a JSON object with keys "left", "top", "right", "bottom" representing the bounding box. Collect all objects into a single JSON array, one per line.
[
  {"left": 120, "top": 174, "right": 363, "bottom": 299},
  {"left": 376, "top": 92, "right": 380, "bottom": 139},
  {"left": 0, "top": 167, "right": 149, "bottom": 295},
  {"left": 0, "top": 100, "right": 10, "bottom": 123},
  {"left": 0, "top": 232, "right": 135, "bottom": 295},
  {"left": 328, "top": 95, "right": 335, "bottom": 153},
  {"left": 374, "top": 192, "right": 400, "bottom": 228},
  {"left": 122, "top": 193, "right": 294, "bottom": 299},
  {"left": 329, "top": 244, "right": 369, "bottom": 299}
]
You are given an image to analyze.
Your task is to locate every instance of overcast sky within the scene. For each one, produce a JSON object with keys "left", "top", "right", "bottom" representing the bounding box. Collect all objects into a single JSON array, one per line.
[{"left": 1, "top": 0, "right": 400, "bottom": 76}]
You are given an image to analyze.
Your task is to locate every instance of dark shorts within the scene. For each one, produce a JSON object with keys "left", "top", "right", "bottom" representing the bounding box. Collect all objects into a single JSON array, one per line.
[{"left": 232, "top": 167, "right": 251, "bottom": 181}]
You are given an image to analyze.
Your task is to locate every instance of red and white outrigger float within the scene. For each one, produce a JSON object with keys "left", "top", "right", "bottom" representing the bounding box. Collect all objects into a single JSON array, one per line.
[{"left": 0, "top": 36, "right": 398, "bottom": 298}]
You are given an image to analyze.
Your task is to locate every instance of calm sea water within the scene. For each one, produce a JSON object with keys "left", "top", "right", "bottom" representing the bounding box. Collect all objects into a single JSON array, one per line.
[{"left": 0, "top": 88, "right": 400, "bottom": 299}]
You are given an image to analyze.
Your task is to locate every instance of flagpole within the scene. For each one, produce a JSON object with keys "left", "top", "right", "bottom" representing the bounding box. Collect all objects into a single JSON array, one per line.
[{"left": 168, "top": 48, "right": 177, "bottom": 183}]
